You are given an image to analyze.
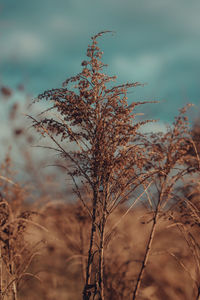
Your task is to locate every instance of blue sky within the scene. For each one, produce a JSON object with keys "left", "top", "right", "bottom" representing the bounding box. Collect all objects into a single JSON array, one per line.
[{"left": 0, "top": 0, "right": 200, "bottom": 123}]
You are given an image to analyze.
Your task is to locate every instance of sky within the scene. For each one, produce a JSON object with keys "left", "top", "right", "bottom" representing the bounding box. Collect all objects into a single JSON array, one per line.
[{"left": 0, "top": 0, "right": 200, "bottom": 124}]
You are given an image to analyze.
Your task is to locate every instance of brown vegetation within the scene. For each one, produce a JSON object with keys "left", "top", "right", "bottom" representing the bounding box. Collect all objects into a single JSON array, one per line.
[{"left": 0, "top": 32, "right": 200, "bottom": 299}]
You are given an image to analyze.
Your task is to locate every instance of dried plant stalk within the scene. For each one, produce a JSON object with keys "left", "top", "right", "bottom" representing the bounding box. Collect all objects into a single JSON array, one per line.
[{"left": 30, "top": 31, "right": 159, "bottom": 300}]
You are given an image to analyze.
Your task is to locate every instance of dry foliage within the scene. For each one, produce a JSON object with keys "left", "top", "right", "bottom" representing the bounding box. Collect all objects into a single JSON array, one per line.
[{"left": 0, "top": 32, "right": 199, "bottom": 300}]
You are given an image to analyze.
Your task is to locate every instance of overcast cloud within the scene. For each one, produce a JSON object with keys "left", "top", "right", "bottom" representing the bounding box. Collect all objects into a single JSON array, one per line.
[{"left": 0, "top": 0, "right": 199, "bottom": 122}]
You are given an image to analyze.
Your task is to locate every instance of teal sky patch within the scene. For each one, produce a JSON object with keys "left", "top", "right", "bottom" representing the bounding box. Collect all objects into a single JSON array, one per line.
[{"left": 0, "top": 0, "right": 200, "bottom": 122}]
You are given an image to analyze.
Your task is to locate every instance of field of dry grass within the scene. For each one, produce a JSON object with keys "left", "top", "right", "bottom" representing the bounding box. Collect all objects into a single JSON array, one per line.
[
  {"left": 1, "top": 160, "right": 199, "bottom": 300},
  {"left": 0, "top": 140, "right": 199, "bottom": 300},
  {"left": 11, "top": 203, "right": 197, "bottom": 300}
]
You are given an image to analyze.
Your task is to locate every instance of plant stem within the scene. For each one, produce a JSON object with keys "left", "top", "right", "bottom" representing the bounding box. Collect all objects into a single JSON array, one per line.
[
  {"left": 83, "top": 190, "right": 98, "bottom": 300},
  {"left": 196, "top": 286, "right": 200, "bottom": 300},
  {"left": 132, "top": 200, "right": 160, "bottom": 300},
  {"left": 98, "top": 210, "right": 106, "bottom": 300}
]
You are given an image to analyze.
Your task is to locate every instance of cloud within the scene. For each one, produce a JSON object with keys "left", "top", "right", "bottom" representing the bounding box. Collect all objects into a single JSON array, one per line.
[
  {"left": 50, "top": 15, "right": 83, "bottom": 35},
  {"left": 1, "top": 31, "right": 46, "bottom": 60},
  {"left": 111, "top": 53, "right": 164, "bottom": 82},
  {"left": 1, "top": 0, "right": 200, "bottom": 123},
  {"left": 140, "top": 121, "right": 167, "bottom": 133}
]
